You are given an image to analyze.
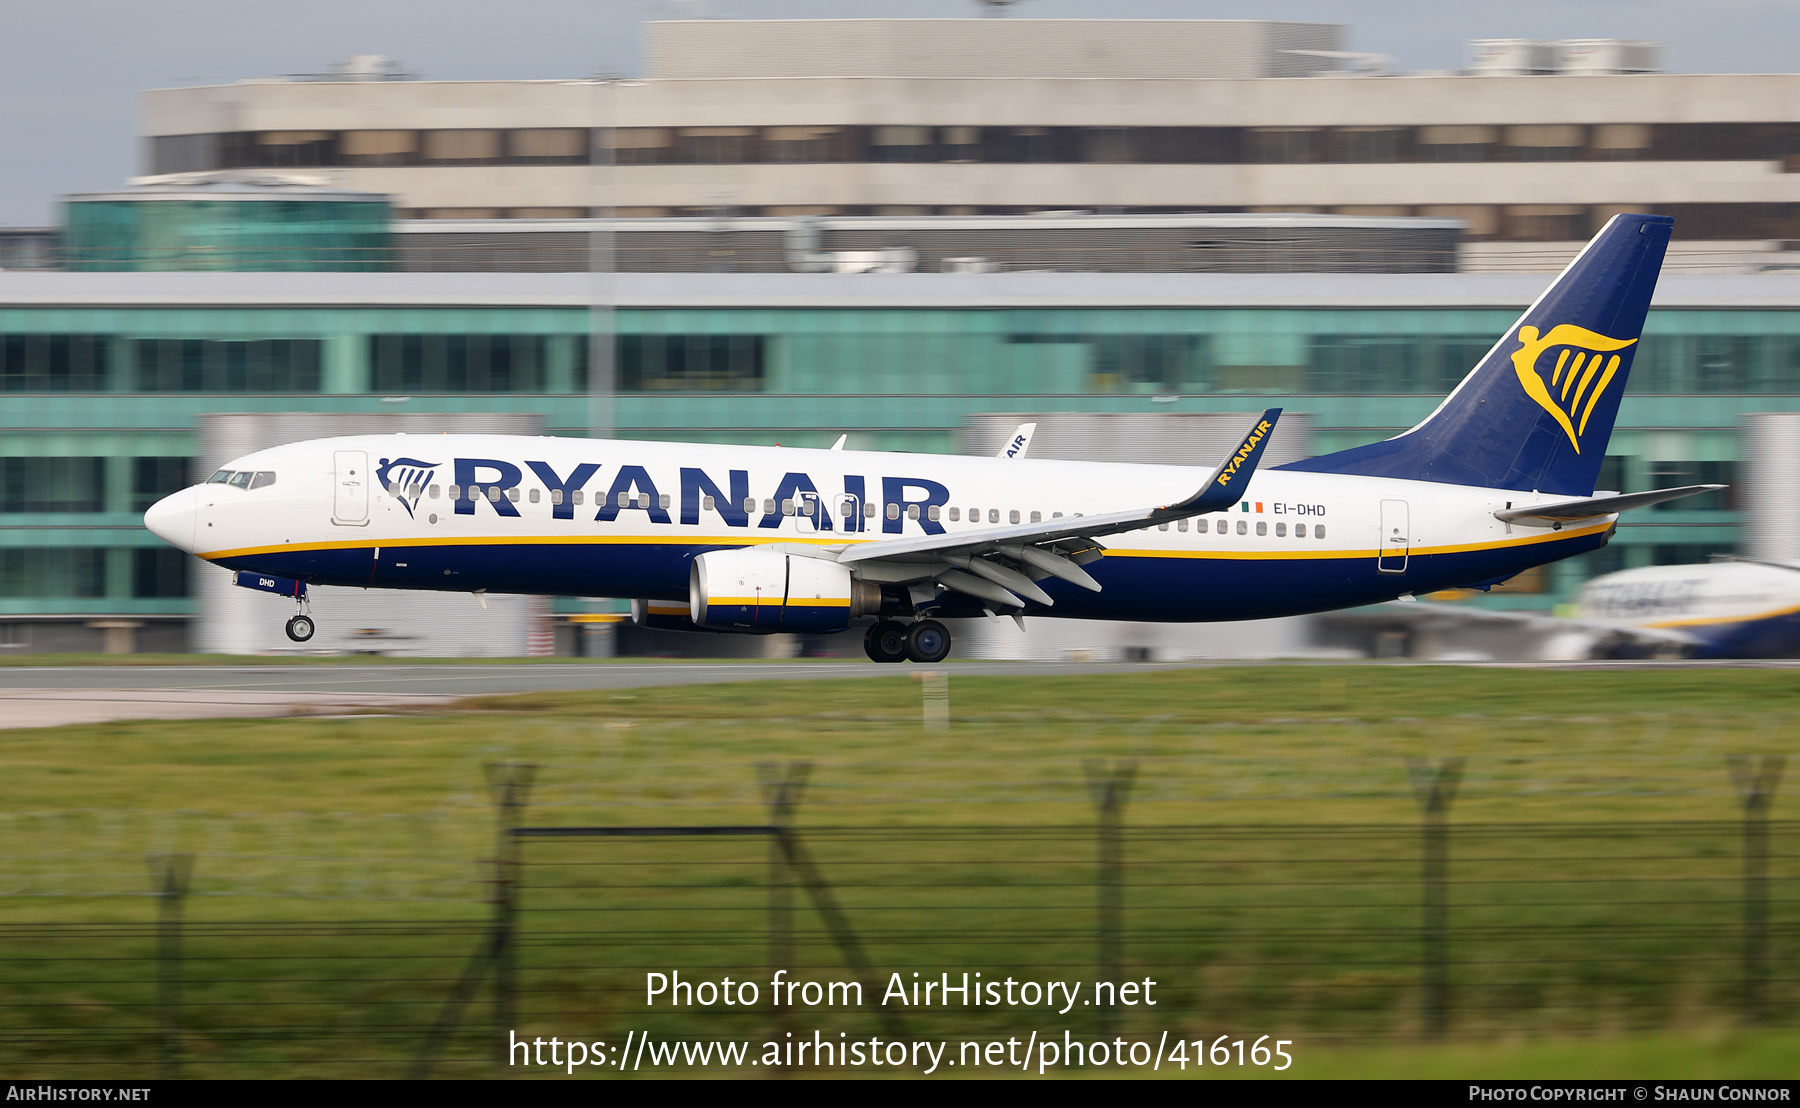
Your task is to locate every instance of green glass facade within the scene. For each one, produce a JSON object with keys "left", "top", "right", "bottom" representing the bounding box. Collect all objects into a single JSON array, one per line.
[
  {"left": 0, "top": 295, "right": 1782, "bottom": 621},
  {"left": 63, "top": 200, "right": 391, "bottom": 271}
]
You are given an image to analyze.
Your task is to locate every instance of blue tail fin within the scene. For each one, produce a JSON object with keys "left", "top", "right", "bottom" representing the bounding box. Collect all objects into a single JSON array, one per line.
[{"left": 1280, "top": 213, "right": 1673, "bottom": 496}]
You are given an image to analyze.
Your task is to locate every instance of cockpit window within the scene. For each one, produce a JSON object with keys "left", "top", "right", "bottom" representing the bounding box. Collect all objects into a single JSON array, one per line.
[
  {"left": 248, "top": 471, "right": 277, "bottom": 490},
  {"left": 227, "top": 471, "right": 254, "bottom": 489},
  {"left": 208, "top": 470, "right": 234, "bottom": 484}
]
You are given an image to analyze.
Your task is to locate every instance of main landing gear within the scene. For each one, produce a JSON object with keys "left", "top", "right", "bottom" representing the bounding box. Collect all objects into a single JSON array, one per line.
[{"left": 863, "top": 618, "right": 952, "bottom": 664}]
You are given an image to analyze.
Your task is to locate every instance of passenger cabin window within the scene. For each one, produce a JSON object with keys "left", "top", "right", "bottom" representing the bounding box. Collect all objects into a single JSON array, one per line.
[
  {"left": 1196, "top": 519, "right": 1207, "bottom": 532},
  {"left": 507, "top": 487, "right": 520, "bottom": 502},
  {"left": 988, "top": 509, "right": 999, "bottom": 524},
  {"left": 949, "top": 507, "right": 961, "bottom": 521},
  {"left": 863, "top": 502, "right": 876, "bottom": 518},
  {"left": 1030, "top": 511, "right": 1041, "bottom": 523},
  {"left": 487, "top": 487, "right": 501, "bottom": 502},
  {"left": 248, "top": 471, "right": 276, "bottom": 490},
  {"left": 1158, "top": 522, "right": 1169, "bottom": 531},
  {"left": 429, "top": 485, "right": 440, "bottom": 499},
  {"left": 1256, "top": 521, "right": 1267, "bottom": 536},
  {"left": 765, "top": 498, "right": 778, "bottom": 515},
  {"left": 1316, "top": 525, "right": 1326, "bottom": 539},
  {"left": 550, "top": 489, "right": 563, "bottom": 505},
  {"left": 1275, "top": 522, "right": 1286, "bottom": 537},
  {"left": 908, "top": 505, "right": 920, "bottom": 520},
  {"left": 1236, "top": 520, "right": 1247, "bottom": 535},
  {"left": 703, "top": 494, "right": 716, "bottom": 511},
  {"left": 1177, "top": 519, "right": 1187, "bottom": 532},
  {"left": 1009, "top": 510, "right": 1020, "bottom": 524},
  {"left": 448, "top": 484, "right": 462, "bottom": 499},
  {"left": 781, "top": 499, "right": 795, "bottom": 516},
  {"left": 744, "top": 497, "right": 757, "bottom": 514},
  {"left": 886, "top": 503, "right": 899, "bottom": 520},
  {"left": 659, "top": 493, "right": 671, "bottom": 510},
  {"left": 573, "top": 491, "right": 584, "bottom": 505},
  {"left": 927, "top": 505, "right": 941, "bottom": 521},
  {"left": 528, "top": 488, "right": 540, "bottom": 504}
]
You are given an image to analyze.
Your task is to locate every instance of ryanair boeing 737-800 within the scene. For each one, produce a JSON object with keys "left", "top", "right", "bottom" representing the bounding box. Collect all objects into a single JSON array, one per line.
[{"left": 143, "top": 214, "right": 1721, "bottom": 663}]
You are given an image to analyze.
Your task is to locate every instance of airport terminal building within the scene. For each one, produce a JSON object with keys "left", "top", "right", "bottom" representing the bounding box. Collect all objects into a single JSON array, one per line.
[{"left": 3, "top": 18, "right": 1799, "bottom": 655}]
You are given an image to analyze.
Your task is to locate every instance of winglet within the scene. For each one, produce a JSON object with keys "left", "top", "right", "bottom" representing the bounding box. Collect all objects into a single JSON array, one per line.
[
  {"left": 997, "top": 422, "right": 1036, "bottom": 460},
  {"left": 1166, "top": 408, "right": 1281, "bottom": 516}
]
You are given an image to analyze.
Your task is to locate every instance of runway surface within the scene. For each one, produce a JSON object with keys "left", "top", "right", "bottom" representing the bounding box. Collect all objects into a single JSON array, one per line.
[
  {"left": 0, "top": 657, "right": 1793, "bottom": 729},
  {"left": 0, "top": 661, "right": 1166, "bottom": 727}
]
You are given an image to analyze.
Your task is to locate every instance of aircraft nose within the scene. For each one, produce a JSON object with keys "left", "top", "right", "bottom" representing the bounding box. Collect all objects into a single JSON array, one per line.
[{"left": 144, "top": 486, "right": 198, "bottom": 553}]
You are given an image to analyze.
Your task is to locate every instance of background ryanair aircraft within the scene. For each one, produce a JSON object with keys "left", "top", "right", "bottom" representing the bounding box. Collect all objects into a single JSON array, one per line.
[{"left": 145, "top": 214, "right": 1722, "bottom": 663}]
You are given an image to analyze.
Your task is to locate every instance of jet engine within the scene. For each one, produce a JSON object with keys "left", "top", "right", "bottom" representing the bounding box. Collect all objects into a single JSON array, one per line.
[{"left": 690, "top": 548, "right": 879, "bottom": 634}]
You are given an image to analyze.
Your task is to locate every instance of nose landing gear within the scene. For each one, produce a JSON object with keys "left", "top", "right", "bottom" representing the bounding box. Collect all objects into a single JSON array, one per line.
[
  {"left": 863, "top": 618, "right": 952, "bottom": 663},
  {"left": 285, "top": 614, "right": 316, "bottom": 643}
]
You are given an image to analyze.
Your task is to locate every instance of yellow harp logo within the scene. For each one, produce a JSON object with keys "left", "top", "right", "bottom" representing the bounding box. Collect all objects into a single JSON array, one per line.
[{"left": 1510, "top": 324, "right": 1637, "bottom": 453}]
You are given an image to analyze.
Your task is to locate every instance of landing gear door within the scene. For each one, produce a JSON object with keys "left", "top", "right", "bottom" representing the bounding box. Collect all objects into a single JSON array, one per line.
[
  {"left": 333, "top": 450, "right": 369, "bottom": 526},
  {"left": 1377, "top": 499, "right": 1409, "bottom": 575}
]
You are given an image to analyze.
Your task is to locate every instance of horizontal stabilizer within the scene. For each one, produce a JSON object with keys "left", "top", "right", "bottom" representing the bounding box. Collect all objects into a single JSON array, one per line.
[{"left": 1494, "top": 484, "right": 1725, "bottom": 523}]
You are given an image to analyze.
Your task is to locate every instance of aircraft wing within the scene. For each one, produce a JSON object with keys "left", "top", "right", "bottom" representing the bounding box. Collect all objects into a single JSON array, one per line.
[
  {"left": 1495, "top": 484, "right": 1725, "bottom": 523},
  {"left": 826, "top": 409, "right": 1281, "bottom": 610}
]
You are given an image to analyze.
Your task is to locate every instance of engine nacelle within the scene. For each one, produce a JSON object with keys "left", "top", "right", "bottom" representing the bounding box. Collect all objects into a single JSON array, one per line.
[{"left": 690, "top": 548, "right": 879, "bottom": 634}]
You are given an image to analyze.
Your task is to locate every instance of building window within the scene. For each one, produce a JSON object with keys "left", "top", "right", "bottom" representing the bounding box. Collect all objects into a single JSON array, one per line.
[
  {"left": 610, "top": 128, "right": 674, "bottom": 165},
  {"left": 1505, "top": 205, "right": 1589, "bottom": 241},
  {"left": 339, "top": 130, "right": 417, "bottom": 167},
  {"left": 133, "top": 457, "right": 190, "bottom": 511},
  {"left": 1650, "top": 460, "right": 1735, "bottom": 511},
  {"left": 149, "top": 134, "right": 220, "bottom": 175},
  {"left": 134, "top": 339, "right": 322, "bottom": 392},
  {"left": 870, "top": 126, "right": 935, "bottom": 163},
  {"left": 764, "top": 126, "right": 849, "bottom": 163},
  {"left": 133, "top": 547, "right": 189, "bottom": 597},
  {"left": 1415, "top": 125, "right": 1495, "bottom": 163},
  {"left": 677, "top": 128, "right": 756, "bottom": 164},
  {"left": 1, "top": 458, "right": 106, "bottom": 513},
  {"left": 369, "top": 335, "right": 546, "bottom": 392},
  {"left": 510, "top": 129, "right": 588, "bottom": 165},
  {"left": 251, "top": 131, "right": 336, "bottom": 167},
  {"left": 1245, "top": 128, "right": 1318, "bottom": 164},
  {"left": 0, "top": 335, "right": 109, "bottom": 391},
  {"left": 1334, "top": 127, "right": 1406, "bottom": 163},
  {"left": 617, "top": 335, "right": 765, "bottom": 392},
  {"left": 1505, "top": 125, "right": 1586, "bottom": 162},
  {"left": 0, "top": 548, "right": 106, "bottom": 598},
  {"left": 421, "top": 130, "right": 504, "bottom": 165}
]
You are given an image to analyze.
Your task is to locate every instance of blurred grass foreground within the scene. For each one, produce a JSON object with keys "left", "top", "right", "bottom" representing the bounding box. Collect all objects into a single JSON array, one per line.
[{"left": 1, "top": 665, "right": 1795, "bottom": 1078}]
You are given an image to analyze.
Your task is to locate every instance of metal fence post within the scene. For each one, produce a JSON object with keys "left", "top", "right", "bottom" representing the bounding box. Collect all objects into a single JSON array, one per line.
[
  {"left": 1407, "top": 757, "right": 1463, "bottom": 1039},
  {"left": 1085, "top": 759, "right": 1137, "bottom": 1036},
  {"left": 758, "top": 760, "right": 811, "bottom": 1048},
  {"left": 145, "top": 853, "right": 194, "bottom": 1078},
  {"left": 1727, "top": 754, "right": 1785, "bottom": 1025},
  {"left": 485, "top": 761, "right": 537, "bottom": 1065}
]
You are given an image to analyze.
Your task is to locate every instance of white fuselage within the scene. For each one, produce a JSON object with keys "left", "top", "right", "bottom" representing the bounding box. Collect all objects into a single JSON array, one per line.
[{"left": 146, "top": 433, "right": 1615, "bottom": 625}]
